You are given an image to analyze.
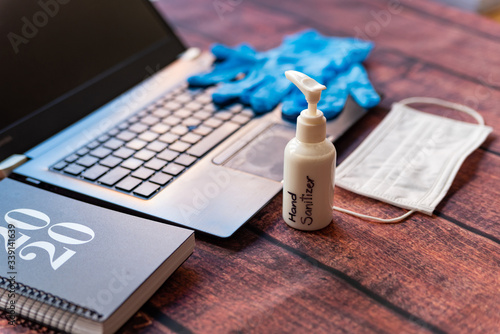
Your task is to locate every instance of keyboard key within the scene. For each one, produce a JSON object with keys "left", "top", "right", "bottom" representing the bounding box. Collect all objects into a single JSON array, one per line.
[
  {"left": 100, "top": 155, "right": 123, "bottom": 168},
  {"left": 52, "top": 161, "right": 67, "bottom": 170},
  {"left": 76, "top": 147, "right": 90, "bottom": 156},
  {"left": 98, "top": 134, "right": 110, "bottom": 142},
  {"left": 152, "top": 108, "right": 170, "bottom": 118},
  {"left": 214, "top": 111, "right": 233, "bottom": 121},
  {"left": 181, "top": 133, "right": 202, "bottom": 144},
  {"left": 195, "top": 93, "right": 212, "bottom": 104},
  {"left": 171, "top": 125, "right": 189, "bottom": 136},
  {"left": 81, "top": 165, "right": 109, "bottom": 181},
  {"left": 144, "top": 158, "right": 167, "bottom": 171},
  {"left": 133, "top": 182, "right": 160, "bottom": 198},
  {"left": 90, "top": 147, "right": 112, "bottom": 159},
  {"left": 240, "top": 109, "right": 254, "bottom": 117},
  {"left": 134, "top": 149, "right": 155, "bottom": 161},
  {"left": 113, "top": 147, "right": 135, "bottom": 159},
  {"left": 121, "top": 157, "right": 143, "bottom": 170},
  {"left": 158, "top": 133, "right": 179, "bottom": 144},
  {"left": 162, "top": 115, "right": 182, "bottom": 126},
  {"left": 140, "top": 115, "right": 160, "bottom": 126},
  {"left": 76, "top": 155, "right": 99, "bottom": 168},
  {"left": 150, "top": 172, "right": 173, "bottom": 186},
  {"left": 169, "top": 141, "right": 191, "bottom": 153},
  {"left": 231, "top": 114, "right": 251, "bottom": 125},
  {"left": 164, "top": 100, "right": 182, "bottom": 110},
  {"left": 126, "top": 138, "right": 147, "bottom": 150},
  {"left": 87, "top": 140, "right": 100, "bottom": 149},
  {"left": 157, "top": 149, "right": 179, "bottom": 162},
  {"left": 163, "top": 163, "right": 185, "bottom": 176},
  {"left": 116, "top": 130, "right": 136, "bottom": 142},
  {"left": 146, "top": 140, "right": 168, "bottom": 153},
  {"left": 184, "top": 101, "right": 203, "bottom": 111},
  {"left": 228, "top": 104, "right": 244, "bottom": 113},
  {"left": 103, "top": 138, "right": 124, "bottom": 150},
  {"left": 98, "top": 166, "right": 129, "bottom": 186},
  {"left": 150, "top": 123, "right": 170, "bottom": 134},
  {"left": 187, "top": 122, "right": 240, "bottom": 157},
  {"left": 193, "top": 125, "right": 213, "bottom": 136},
  {"left": 203, "top": 103, "right": 217, "bottom": 113},
  {"left": 138, "top": 131, "right": 159, "bottom": 142},
  {"left": 128, "top": 123, "right": 148, "bottom": 133},
  {"left": 193, "top": 110, "right": 212, "bottom": 121},
  {"left": 115, "top": 176, "right": 142, "bottom": 192},
  {"left": 63, "top": 164, "right": 85, "bottom": 176},
  {"left": 117, "top": 122, "right": 129, "bottom": 130},
  {"left": 137, "top": 110, "right": 148, "bottom": 117},
  {"left": 182, "top": 117, "right": 202, "bottom": 127},
  {"left": 174, "top": 154, "right": 197, "bottom": 167},
  {"left": 175, "top": 93, "right": 192, "bottom": 104},
  {"left": 65, "top": 154, "right": 79, "bottom": 163},
  {"left": 131, "top": 167, "right": 155, "bottom": 180},
  {"left": 107, "top": 128, "right": 119, "bottom": 136},
  {"left": 204, "top": 118, "right": 223, "bottom": 129},
  {"left": 174, "top": 109, "right": 192, "bottom": 119}
]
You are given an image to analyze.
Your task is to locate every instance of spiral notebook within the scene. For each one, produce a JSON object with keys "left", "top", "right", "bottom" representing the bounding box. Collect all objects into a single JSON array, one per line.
[{"left": 0, "top": 178, "right": 195, "bottom": 334}]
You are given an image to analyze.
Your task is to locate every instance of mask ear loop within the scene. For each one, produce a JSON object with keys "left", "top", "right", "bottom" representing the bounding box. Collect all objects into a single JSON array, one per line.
[
  {"left": 398, "top": 97, "right": 485, "bottom": 125},
  {"left": 332, "top": 97, "right": 485, "bottom": 223},
  {"left": 332, "top": 205, "right": 415, "bottom": 223}
]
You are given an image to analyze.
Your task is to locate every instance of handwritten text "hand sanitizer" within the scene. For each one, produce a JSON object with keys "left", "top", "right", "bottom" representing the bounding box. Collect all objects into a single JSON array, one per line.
[{"left": 287, "top": 176, "right": 315, "bottom": 225}]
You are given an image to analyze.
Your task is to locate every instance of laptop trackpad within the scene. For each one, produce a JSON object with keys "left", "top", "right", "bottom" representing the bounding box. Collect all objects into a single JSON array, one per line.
[{"left": 218, "top": 123, "right": 294, "bottom": 182}]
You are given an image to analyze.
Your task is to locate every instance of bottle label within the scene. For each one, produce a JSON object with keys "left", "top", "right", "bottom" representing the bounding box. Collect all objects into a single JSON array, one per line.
[{"left": 287, "top": 175, "right": 315, "bottom": 226}]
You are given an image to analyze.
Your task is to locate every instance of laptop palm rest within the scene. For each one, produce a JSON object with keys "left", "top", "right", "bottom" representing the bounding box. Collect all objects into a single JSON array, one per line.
[{"left": 214, "top": 123, "right": 294, "bottom": 182}]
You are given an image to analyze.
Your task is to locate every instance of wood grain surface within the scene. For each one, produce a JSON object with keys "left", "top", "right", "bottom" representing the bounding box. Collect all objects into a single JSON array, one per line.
[{"left": 1, "top": 0, "right": 498, "bottom": 333}]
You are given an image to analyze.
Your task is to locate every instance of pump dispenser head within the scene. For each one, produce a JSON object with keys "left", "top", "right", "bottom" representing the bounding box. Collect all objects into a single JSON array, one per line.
[
  {"left": 285, "top": 70, "right": 327, "bottom": 143},
  {"left": 285, "top": 70, "right": 326, "bottom": 116}
]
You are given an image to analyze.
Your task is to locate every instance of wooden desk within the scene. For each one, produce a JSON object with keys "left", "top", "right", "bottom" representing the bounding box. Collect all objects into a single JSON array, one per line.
[{"left": 3, "top": 0, "right": 499, "bottom": 333}]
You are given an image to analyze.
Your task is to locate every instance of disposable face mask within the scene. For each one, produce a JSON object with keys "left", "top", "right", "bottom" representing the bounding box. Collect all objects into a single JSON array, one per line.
[{"left": 334, "top": 97, "right": 492, "bottom": 223}]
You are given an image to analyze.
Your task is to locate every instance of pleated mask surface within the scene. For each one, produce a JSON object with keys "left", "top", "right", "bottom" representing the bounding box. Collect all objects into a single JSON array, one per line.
[{"left": 335, "top": 97, "right": 492, "bottom": 220}]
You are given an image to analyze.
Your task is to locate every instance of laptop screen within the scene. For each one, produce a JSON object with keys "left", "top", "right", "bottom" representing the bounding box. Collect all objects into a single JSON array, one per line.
[{"left": 0, "top": 0, "right": 185, "bottom": 161}]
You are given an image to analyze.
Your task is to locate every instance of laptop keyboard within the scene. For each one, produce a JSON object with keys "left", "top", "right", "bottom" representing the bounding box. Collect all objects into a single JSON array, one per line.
[{"left": 50, "top": 83, "right": 253, "bottom": 199}]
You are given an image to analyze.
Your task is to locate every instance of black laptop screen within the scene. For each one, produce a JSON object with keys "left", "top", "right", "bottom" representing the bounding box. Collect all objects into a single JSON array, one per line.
[{"left": 0, "top": 0, "right": 185, "bottom": 161}]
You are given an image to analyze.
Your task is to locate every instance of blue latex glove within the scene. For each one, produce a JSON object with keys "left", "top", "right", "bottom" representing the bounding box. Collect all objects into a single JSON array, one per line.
[{"left": 187, "top": 29, "right": 379, "bottom": 116}]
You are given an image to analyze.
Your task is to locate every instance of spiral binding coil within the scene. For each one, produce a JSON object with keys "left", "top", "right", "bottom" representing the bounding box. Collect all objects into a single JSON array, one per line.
[{"left": 0, "top": 276, "right": 103, "bottom": 333}]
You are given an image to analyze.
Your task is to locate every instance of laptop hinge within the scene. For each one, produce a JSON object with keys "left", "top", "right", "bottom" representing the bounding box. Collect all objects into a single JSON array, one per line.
[{"left": 0, "top": 154, "right": 28, "bottom": 180}]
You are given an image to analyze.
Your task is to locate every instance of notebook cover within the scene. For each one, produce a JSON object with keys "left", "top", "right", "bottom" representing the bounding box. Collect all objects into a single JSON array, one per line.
[{"left": 0, "top": 177, "right": 194, "bottom": 321}]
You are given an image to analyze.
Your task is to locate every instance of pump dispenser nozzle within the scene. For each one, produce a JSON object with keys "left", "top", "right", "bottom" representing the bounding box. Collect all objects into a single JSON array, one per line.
[
  {"left": 285, "top": 70, "right": 326, "bottom": 116},
  {"left": 285, "top": 70, "right": 327, "bottom": 143}
]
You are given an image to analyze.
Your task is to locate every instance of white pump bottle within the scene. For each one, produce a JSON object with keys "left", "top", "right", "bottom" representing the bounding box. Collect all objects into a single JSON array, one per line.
[{"left": 282, "top": 71, "right": 336, "bottom": 231}]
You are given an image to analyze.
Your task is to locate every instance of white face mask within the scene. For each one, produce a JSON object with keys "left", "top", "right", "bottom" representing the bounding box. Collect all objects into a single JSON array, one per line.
[{"left": 334, "top": 97, "right": 492, "bottom": 223}]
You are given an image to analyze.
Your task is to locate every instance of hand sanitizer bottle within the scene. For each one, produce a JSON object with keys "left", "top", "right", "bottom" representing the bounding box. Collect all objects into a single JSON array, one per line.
[{"left": 282, "top": 70, "right": 336, "bottom": 231}]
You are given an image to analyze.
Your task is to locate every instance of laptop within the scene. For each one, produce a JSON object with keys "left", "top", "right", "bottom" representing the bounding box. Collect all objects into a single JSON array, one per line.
[{"left": 0, "top": 0, "right": 366, "bottom": 237}]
